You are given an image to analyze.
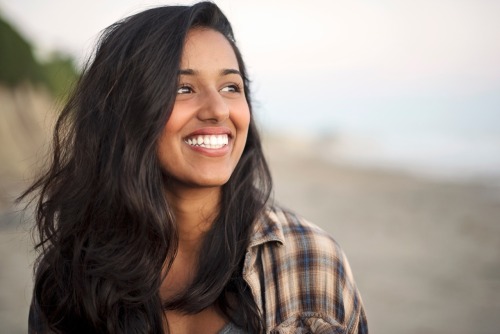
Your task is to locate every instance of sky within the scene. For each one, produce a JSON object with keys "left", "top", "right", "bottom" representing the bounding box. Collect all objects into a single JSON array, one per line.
[
  {"left": 1, "top": 0, "right": 500, "bottom": 178},
  {"left": 2, "top": 0, "right": 499, "bottom": 94}
]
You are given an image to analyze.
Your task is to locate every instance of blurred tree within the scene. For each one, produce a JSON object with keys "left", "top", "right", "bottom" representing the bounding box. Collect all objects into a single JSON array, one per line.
[
  {"left": 0, "top": 13, "right": 78, "bottom": 97},
  {"left": 41, "top": 53, "right": 78, "bottom": 99},
  {"left": 0, "top": 15, "right": 44, "bottom": 87}
]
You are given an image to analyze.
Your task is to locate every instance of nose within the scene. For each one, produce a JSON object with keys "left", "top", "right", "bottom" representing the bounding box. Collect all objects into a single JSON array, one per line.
[{"left": 197, "top": 89, "right": 230, "bottom": 123}]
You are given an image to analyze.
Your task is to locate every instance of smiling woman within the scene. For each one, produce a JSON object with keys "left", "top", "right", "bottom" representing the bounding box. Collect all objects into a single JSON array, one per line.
[{"left": 19, "top": 2, "right": 367, "bottom": 333}]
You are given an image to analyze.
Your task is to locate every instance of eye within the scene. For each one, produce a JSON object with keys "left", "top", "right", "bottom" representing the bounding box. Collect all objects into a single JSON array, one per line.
[
  {"left": 220, "top": 83, "right": 242, "bottom": 93},
  {"left": 177, "top": 85, "right": 194, "bottom": 94}
]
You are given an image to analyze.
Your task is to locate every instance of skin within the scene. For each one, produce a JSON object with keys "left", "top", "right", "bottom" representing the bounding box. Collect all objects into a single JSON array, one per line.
[{"left": 157, "top": 28, "right": 250, "bottom": 333}]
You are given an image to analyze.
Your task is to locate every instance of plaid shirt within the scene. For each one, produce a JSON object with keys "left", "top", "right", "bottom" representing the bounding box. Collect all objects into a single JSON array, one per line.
[{"left": 243, "top": 206, "right": 368, "bottom": 334}]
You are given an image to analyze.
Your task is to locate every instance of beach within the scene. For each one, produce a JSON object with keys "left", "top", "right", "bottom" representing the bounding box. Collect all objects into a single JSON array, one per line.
[
  {"left": 264, "top": 135, "right": 500, "bottom": 334},
  {"left": 2, "top": 134, "right": 500, "bottom": 333}
]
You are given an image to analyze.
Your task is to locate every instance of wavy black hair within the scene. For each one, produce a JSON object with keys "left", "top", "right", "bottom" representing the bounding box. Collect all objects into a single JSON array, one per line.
[{"left": 20, "top": 2, "right": 272, "bottom": 333}]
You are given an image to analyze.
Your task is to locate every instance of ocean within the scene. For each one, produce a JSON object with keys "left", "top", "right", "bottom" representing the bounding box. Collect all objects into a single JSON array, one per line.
[{"left": 255, "top": 89, "right": 500, "bottom": 184}]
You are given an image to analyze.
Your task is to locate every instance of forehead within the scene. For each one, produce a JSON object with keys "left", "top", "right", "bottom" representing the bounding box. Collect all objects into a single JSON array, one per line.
[{"left": 180, "top": 28, "right": 239, "bottom": 69}]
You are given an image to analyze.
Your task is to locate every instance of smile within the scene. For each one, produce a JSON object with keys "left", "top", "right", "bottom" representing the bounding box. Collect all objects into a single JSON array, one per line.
[{"left": 184, "top": 134, "right": 229, "bottom": 149}]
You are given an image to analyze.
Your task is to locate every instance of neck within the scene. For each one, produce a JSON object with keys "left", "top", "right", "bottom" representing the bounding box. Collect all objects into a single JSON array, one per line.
[{"left": 166, "top": 184, "right": 221, "bottom": 254}]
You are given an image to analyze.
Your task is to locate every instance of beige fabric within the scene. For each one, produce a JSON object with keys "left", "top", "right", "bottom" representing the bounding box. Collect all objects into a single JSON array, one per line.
[{"left": 243, "top": 207, "right": 368, "bottom": 334}]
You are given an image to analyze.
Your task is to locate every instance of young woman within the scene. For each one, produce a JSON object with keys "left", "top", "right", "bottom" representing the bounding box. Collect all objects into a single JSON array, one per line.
[{"left": 23, "top": 2, "right": 368, "bottom": 333}]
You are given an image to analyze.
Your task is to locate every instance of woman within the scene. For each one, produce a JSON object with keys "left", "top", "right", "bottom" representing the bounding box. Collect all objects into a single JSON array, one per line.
[{"left": 23, "top": 2, "right": 368, "bottom": 333}]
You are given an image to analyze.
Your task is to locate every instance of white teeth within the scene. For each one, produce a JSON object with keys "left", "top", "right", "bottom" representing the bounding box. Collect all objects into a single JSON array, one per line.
[{"left": 185, "top": 134, "right": 229, "bottom": 149}]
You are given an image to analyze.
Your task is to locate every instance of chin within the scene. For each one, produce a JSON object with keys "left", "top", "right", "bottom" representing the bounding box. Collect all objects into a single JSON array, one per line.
[
  {"left": 192, "top": 176, "right": 231, "bottom": 188},
  {"left": 169, "top": 172, "right": 231, "bottom": 189},
  {"left": 184, "top": 166, "right": 235, "bottom": 188}
]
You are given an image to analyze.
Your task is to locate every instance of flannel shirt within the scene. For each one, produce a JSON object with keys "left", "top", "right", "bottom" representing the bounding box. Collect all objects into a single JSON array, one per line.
[{"left": 243, "top": 206, "right": 368, "bottom": 334}]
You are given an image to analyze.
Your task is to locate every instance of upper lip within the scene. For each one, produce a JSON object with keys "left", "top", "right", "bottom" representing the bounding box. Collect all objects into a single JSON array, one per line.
[{"left": 185, "top": 127, "right": 233, "bottom": 138}]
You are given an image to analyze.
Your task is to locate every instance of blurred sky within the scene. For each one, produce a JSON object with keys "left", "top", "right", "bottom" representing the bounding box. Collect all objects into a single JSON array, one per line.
[{"left": 1, "top": 0, "right": 499, "bottom": 179}]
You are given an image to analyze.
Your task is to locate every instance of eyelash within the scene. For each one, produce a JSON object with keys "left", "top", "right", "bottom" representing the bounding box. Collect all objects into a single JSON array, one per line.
[
  {"left": 221, "top": 83, "right": 242, "bottom": 93},
  {"left": 176, "top": 83, "right": 243, "bottom": 94},
  {"left": 177, "top": 85, "right": 194, "bottom": 94}
]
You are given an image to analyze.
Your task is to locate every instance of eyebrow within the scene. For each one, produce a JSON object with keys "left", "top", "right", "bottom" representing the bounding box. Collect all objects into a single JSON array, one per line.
[
  {"left": 220, "top": 69, "right": 242, "bottom": 77},
  {"left": 178, "top": 68, "right": 242, "bottom": 78},
  {"left": 178, "top": 69, "right": 197, "bottom": 76}
]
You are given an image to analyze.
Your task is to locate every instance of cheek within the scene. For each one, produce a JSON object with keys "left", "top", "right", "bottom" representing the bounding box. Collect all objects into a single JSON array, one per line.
[
  {"left": 156, "top": 132, "right": 171, "bottom": 171},
  {"left": 157, "top": 117, "right": 181, "bottom": 172},
  {"left": 233, "top": 102, "right": 251, "bottom": 130},
  {"left": 157, "top": 124, "right": 174, "bottom": 158},
  {"left": 163, "top": 107, "right": 185, "bottom": 135}
]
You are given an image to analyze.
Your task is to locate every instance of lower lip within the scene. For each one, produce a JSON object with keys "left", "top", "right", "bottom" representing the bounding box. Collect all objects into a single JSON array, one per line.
[{"left": 185, "top": 142, "right": 231, "bottom": 157}]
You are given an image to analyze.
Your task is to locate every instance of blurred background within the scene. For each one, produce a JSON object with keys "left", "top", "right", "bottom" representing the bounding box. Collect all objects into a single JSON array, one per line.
[{"left": 0, "top": 0, "right": 499, "bottom": 333}]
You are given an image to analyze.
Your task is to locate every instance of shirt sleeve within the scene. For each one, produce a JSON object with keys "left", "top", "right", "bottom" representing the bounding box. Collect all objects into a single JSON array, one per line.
[{"left": 339, "top": 247, "right": 368, "bottom": 334}]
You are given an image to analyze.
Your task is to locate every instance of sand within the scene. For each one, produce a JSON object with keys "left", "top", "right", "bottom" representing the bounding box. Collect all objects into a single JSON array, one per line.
[
  {"left": 1, "top": 89, "right": 499, "bottom": 332},
  {"left": 263, "top": 135, "right": 500, "bottom": 334}
]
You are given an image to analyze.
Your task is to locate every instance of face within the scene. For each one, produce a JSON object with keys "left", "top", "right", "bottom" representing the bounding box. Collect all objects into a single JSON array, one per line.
[{"left": 157, "top": 28, "right": 250, "bottom": 189}]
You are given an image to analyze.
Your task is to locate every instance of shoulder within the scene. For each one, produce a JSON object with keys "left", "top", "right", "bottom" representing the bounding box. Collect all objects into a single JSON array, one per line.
[
  {"left": 255, "top": 205, "right": 344, "bottom": 261},
  {"left": 258, "top": 206, "right": 356, "bottom": 290},
  {"left": 247, "top": 205, "right": 368, "bottom": 333}
]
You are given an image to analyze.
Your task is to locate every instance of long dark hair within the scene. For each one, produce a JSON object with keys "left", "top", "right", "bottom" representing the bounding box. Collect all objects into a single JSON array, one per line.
[{"left": 21, "top": 2, "right": 272, "bottom": 333}]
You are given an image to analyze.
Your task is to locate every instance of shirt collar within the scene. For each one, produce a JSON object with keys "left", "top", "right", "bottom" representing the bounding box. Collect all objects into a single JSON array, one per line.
[{"left": 248, "top": 207, "right": 285, "bottom": 248}]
